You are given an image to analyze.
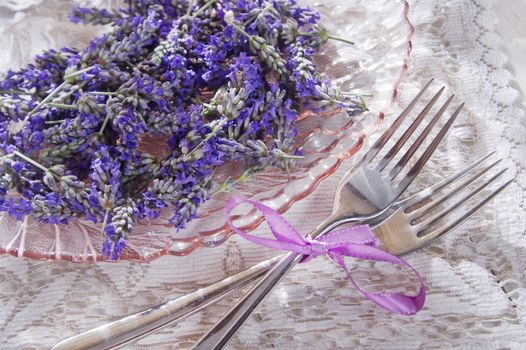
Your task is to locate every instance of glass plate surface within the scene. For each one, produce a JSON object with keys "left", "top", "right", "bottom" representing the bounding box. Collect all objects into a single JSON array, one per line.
[{"left": 0, "top": 0, "right": 414, "bottom": 262}]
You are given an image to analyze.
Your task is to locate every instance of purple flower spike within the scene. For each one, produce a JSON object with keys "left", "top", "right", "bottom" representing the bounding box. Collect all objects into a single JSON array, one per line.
[{"left": 0, "top": 0, "right": 364, "bottom": 259}]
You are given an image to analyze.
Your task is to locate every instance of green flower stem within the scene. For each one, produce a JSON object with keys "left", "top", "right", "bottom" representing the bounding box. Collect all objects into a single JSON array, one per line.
[
  {"left": 192, "top": 0, "right": 217, "bottom": 18},
  {"left": 63, "top": 66, "right": 96, "bottom": 80},
  {"left": 89, "top": 91, "right": 119, "bottom": 96},
  {"left": 330, "top": 98, "right": 348, "bottom": 105},
  {"left": 47, "top": 102, "right": 77, "bottom": 110},
  {"left": 276, "top": 152, "right": 304, "bottom": 160},
  {"left": 0, "top": 154, "right": 14, "bottom": 162},
  {"left": 12, "top": 151, "right": 49, "bottom": 173},
  {"left": 27, "top": 81, "right": 68, "bottom": 117},
  {"left": 299, "top": 32, "right": 354, "bottom": 46},
  {"left": 243, "top": 4, "right": 274, "bottom": 25},
  {"left": 229, "top": 22, "right": 253, "bottom": 39},
  {"left": 192, "top": 95, "right": 204, "bottom": 104},
  {"left": 45, "top": 120, "right": 66, "bottom": 125},
  {"left": 100, "top": 208, "right": 111, "bottom": 235},
  {"left": 186, "top": 0, "right": 194, "bottom": 15},
  {"left": 183, "top": 118, "right": 227, "bottom": 161},
  {"left": 341, "top": 92, "right": 373, "bottom": 97},
  {"left": 0, "top": 90, "right": 34, "bottom": 96},
  {"left": 210, "top": 177, "right": 237, "bottom": 196},
  {"left": 327, "top": 34, "right": 354, "bottom": 45},
  {"left": 26, "top": 66, "right": 95, "bottom": 118},
  {"left": 210, "top": 149, "right": 303, "bottom": 196},
  {"left": 210, "top": 171, "right": 248, "bottom": 197},
  {"left": 99, "top": 112, "right": 111, "bottom": 135},
  {"left": 99, "top": 93, "right": 116, "bottom": 135},
  {"left": 210, "top": 164, "right": 268, "bottom": 196},
  {"left": 123, "top": 60, "right": 136, "bottom": 69}
]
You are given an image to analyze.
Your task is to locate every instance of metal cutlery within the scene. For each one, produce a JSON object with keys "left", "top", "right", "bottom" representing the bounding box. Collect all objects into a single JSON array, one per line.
[
  {"left": 191, "top": 79, "right": 465, "bottom": 349},
  {"left": 54, "top": 153, "right": 512, "bottom": 350},
  {"left": 55, "top": 79, "right": 463, "bottom": 349}
]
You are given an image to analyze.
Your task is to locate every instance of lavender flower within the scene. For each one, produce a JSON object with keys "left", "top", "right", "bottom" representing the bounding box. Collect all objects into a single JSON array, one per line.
[
  {"left": 246, "top": 35, "right": 287, "bottom": 77},
  {"left": 0, "top": 0, "right": 366, "bottom": 259},
  {"left": 69, "top": 6, "right": 123, "bottom": 25},
  {"left": 1, "top": 198, "right": 33, "bottom": 221},
  {"left": 287, "top": 42, "right": 319, "bottom": 98},
  {"left": 44, "top": 113, "right": 100, "bottom": 144},
  {"left": 127, "top": 0, "right": 188, "bottom": 18},
  {"left": 224, "top": 12, "right": 287, "bottom": 77},
  {"left": 79, "top": 6, "right": 165, "bottom": 67},
  {"left": 110, "top": 199, "right": 136, "bottom": 237},
  {"left": 150, "top": 17, "right": 192, "bottom": 66},
  {"left": 43, "top": 164, "right": 101, "bottom": 220},
  {"left": 100, "top": 72, "right": 173, "bottom": 148},
  {"left": 281, "top": 18, "right": 299, "bottom": 45},
  {"left": 32, "top": 192, "right": 75, "bottom": 224},
  {"left": 207, "top": 85, "right": 249, "bottom": 120},
  {"left": 0, "top": 95, "right": 34, "bottom": 120},
  {"left": 40, "top": 134, "right": 101, "bottom": 165},
  {"left": 169, "top": 173, "right": 211, "bottom": 228},
  {"left": 89, "top": 146, "right": 122, "bottom": 208}
]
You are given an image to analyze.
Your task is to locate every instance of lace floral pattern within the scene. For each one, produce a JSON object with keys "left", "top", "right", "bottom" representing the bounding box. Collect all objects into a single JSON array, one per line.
[{"left": 0, "top": 0, "right": 525, "bottom": 348}]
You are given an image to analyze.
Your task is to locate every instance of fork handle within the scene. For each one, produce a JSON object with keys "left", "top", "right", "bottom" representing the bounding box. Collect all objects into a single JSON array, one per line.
[
  {"left": 53, "top": 255, "right": 285, "bottom": 350},
  {"left": 191, "top": 215, "right": 354, "bottom": 350},
  {"left": 191, "top": 251, "right": 302, "bottom": 350},
  {"left": 52, "top": 216, "right": 343, "bottom": 350}
]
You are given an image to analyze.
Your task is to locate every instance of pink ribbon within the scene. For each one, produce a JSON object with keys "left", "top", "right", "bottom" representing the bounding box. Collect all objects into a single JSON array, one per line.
[{"left": 225, "top": 196, "right": 426, "bottom": 315}]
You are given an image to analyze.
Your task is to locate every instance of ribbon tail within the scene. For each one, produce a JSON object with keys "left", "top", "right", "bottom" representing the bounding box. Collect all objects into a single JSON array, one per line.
[
  {"left": 365, "top": 288, "right": 426, "bottom": 315},
  {"left": 329, "top": 251, "right": 426, "bottom": 315}
]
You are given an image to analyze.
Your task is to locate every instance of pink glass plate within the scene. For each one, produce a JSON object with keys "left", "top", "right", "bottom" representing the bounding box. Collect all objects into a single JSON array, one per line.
[{"left": 0, "top": 0, "right": 414, "bottom": 262}]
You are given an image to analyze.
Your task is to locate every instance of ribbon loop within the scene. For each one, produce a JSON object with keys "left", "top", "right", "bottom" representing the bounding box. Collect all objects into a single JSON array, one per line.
[{"left": 225, "top": 196, "right": 426, "bottom": 315}]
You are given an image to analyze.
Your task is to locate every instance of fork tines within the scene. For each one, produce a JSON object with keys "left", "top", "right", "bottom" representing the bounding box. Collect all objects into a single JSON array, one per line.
[
  {"left": 404, "top": 152, "right": 513, "bottom": 241},
  {"left": 361, "top": 79, "right": 464, "bottom": 192}
]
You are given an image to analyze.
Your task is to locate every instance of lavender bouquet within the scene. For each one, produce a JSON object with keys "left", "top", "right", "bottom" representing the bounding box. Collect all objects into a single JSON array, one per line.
[{"left": 0, "top": 0, "right": 365, "bottom": 259}]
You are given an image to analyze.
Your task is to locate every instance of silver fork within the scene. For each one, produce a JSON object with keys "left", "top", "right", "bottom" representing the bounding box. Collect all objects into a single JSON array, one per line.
[
  {"left": 193, "top": 157, "right": 512, "bottom": 350},
  {"left": 52, "top": 154, "right": 510, "bottom": 350},
  {"left": 191, "top": 80, "right": 463, "bottom": 349}
]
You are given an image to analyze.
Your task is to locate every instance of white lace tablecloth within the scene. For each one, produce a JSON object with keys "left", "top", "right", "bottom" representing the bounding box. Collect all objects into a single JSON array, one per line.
[{"left": 1, "top": 0, "right": 525, "bottom": 349}]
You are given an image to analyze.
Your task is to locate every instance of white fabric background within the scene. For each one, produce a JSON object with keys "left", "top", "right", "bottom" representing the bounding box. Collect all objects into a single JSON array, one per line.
[{"left": 1, "top": 0, "right": 525, "bottom": 349}]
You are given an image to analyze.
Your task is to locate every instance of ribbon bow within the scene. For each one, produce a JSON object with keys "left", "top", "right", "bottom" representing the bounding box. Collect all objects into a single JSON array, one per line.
[{"left": 225, "top": 196, "right": 426, "bottom": 315}]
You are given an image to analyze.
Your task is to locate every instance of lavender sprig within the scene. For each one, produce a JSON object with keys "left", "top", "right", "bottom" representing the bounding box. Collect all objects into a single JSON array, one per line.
[
  {"left": 102, "top": 199, "right": 136, "bottom": 260},
  {"left": 13, "top": 151, "right": 100, "bottom": 220},
  {"left": 32, "top": 193, "right": 75, "bottom": 224},
  {"left": 69, "top": 6, "right": 123, "bottom": 25},
  {"left": 224, "top": 11, "right": 287, "bottom": 77},
  {"left": 0, "top": 0, "right": 366, "bottom": 260},
  {"left": 110, "top": 199, "right": 135, "bottom": 237}
]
